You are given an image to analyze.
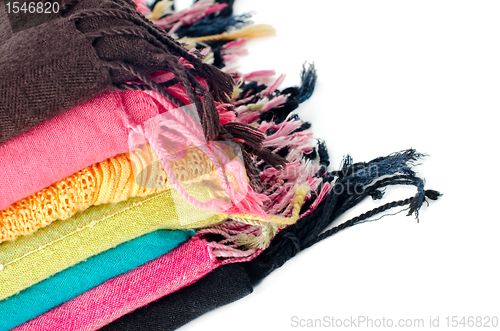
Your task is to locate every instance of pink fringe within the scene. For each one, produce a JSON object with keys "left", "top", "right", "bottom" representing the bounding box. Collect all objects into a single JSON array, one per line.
[
  {"left": 152, "top": 0, "right": 227, "bottom": 34},
  {"left": 124, "top": 9, "right": 330, "bottom": 255},
  {"left": 133, "top": 0, "right": 151, "bottom": 15},
  {"left": 300, "top": 181, "right": 332, "bottom": 218},
  {"left": 242, "top": 70, "right": 276, "bottom": 85}
]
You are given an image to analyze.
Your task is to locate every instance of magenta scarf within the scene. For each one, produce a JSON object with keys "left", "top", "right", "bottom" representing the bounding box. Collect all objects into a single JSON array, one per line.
[
  {"left": 12, "top": 232, "right": 256, "bottom": 331},
  {"left": 0, "top": 77, "right": 192, "bottom": 211}
]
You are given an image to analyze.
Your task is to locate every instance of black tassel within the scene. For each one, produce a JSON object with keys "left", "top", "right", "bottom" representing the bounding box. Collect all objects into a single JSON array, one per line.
[
  {"left": 243, "top": 149, "right": 440, "bottom": 283},
  {"left": 298, "top": 62, "right": 317, "bottom": 103},
  {"left": 259, "top": 63, "right": 316, "bottom": 124}
]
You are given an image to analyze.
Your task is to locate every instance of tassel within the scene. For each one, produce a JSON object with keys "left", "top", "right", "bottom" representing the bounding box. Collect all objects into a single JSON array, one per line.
[
  {"left": 242, "top": 151, "right": 264, "bottom": 192},
  {"left": 261, "top": 63, "right": 317, "bottom": 123},
  {"left": 316, "top": 139, "right": 330, "bottom": 176},
  {"left": 297, "top": 62, "right": 317, "bottom": 103},
  {"left": 243, "top": 149, "right": 441, "bottom": 282},
  {"left": 244, "top": 145, "right": 287, "bottom": 170},
  {"left": 222, "top": 123, "right": 265, "bottom": 148},
  {"left": 221, "top": 122, "right": 287, "bottom": 170},
  {"left": 200, "top": 63, "right": 235, "bottom": 104},
  {"left": 200, "top": 89, "right": 222, "bottom": 140}
]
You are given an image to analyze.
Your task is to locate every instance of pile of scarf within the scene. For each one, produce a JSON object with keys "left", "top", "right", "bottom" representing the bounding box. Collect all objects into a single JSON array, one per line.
[{"left": 0, "top": 0, "right": 440, "bottom": 330}]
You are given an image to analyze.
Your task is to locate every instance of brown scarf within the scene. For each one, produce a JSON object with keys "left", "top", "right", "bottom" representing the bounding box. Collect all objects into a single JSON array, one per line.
[{"left": 0, "top": 0, "right": 235, "bottom": 144}]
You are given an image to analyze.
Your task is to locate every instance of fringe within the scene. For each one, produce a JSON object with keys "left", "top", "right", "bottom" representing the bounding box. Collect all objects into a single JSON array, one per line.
[
  {"left": 68, "top": 2, "right": 235, "bottom": 140},
  {"left": 127, "top": 0, "right": 439, "bottom": 259},
  {"left": 243, "top": 150, "right": 441, "bottom": 282}
]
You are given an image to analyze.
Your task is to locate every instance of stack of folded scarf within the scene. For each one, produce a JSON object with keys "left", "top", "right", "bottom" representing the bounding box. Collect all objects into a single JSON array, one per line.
[{"left": 0, "top": 0, "right": 440, "bottom": 330}]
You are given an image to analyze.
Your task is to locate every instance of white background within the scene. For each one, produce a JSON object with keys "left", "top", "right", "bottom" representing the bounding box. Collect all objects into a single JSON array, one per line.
[{"left": 177, "top": 1, "right": 500, "bottom": 330}]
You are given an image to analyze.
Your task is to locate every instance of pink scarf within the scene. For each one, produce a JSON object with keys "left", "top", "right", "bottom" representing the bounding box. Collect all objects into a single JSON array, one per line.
[
  {"left": 0, "top": 75, "right": 192, "bottom": 211},
  {"left": 13, "top": 228, "right": 259, "bottom": 331}
]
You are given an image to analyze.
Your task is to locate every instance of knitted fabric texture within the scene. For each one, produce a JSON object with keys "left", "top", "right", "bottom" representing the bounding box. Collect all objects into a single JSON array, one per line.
[
  {"left": 0, "top": 168, "right": 308, "bottom": 301},
  {"left": 0, "top": 145, "right": 214, "bottom": 243},
  {"left": 0, "top": 0, "right": 235, "bottom": 144},
  {"left": 0, "top": 89, "right": 175, "bottom": 212},
  {"left": 0, "top": 229, "right": 193, "bottom": 331}
]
